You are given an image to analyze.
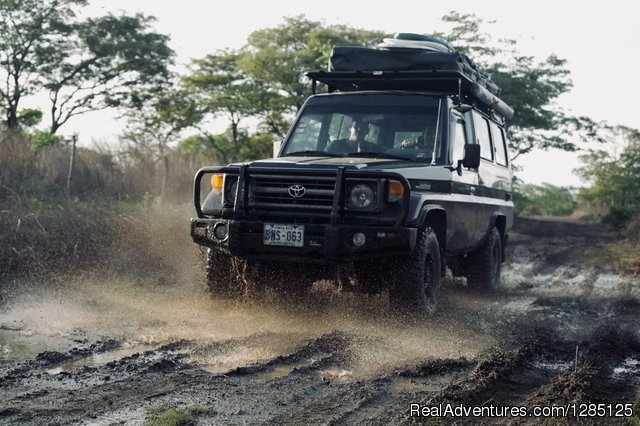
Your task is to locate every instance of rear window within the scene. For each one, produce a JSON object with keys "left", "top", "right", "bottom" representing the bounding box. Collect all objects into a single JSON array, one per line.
[
  {"left": 472, "top": 111, "right": 493, "bottom": 161},
  {"left": 490, "top": 122, "right": 508, "bottom": 166}
]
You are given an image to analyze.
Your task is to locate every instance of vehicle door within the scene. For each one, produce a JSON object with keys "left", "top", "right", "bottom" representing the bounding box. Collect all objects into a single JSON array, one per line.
[{"left": 447, "top": 112, "right": 481, "bottom": 251}]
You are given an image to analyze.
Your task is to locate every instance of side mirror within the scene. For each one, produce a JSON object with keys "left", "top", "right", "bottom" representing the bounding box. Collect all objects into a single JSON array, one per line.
[
  {"left": 462, "top": 144, "right": 480, "bottom": 169},
  {"left": 450, "top": 144, "right": 480, "bottom": 176}
]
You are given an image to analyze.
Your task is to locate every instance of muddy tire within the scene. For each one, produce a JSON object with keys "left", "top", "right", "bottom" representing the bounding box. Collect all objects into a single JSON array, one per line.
[
  {"left": 206, "top": 249, "right": 244, "bottom": 300},
  {"left": 466, "top": 227, "right": 502, "bottom": 291},
  {"left": 389, "top": 227, "right": 441, "bottom": 315}
]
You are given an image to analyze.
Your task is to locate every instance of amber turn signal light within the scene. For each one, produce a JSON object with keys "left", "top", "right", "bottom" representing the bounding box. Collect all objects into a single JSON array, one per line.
[
  {"left": 387, "top": 180, "right": 404, "bottom": 202},
  {"left": 211, "top": 174, "right": 224, "bottom": 191}
]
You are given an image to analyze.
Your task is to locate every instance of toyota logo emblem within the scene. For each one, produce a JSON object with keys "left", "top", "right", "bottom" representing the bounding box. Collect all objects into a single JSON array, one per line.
[{"left": 288, "top": 184, "right": 306, "bottom": 198}]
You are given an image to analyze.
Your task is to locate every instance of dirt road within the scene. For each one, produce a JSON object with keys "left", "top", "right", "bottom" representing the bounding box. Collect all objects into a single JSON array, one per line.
[{"left": 0, "top": 218, "right": 638, "bottom": 424}]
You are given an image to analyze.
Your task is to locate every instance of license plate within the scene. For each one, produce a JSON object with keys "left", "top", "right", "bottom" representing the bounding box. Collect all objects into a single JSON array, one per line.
[{"left": 263, "top": 223, "right": 304, "bottom": 247}]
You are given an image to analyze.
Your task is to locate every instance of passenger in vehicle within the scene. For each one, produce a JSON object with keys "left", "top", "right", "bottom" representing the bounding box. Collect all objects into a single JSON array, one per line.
[
  {"left": 400, "top": 136, "right": 423, "bottom": 149},
  {"left": 397, "top": 127, "right": 436, "bottom": 162}
]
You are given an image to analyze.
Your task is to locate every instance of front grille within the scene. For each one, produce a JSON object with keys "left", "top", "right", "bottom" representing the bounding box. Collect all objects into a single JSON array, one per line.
[{"left": 248, "top": 173, "right": 336, "bottom": 223}]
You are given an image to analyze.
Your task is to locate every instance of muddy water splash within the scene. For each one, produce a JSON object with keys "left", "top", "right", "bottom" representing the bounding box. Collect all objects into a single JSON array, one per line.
[{"left": 1, "top": 269, "right": 495, "bottom": 376}]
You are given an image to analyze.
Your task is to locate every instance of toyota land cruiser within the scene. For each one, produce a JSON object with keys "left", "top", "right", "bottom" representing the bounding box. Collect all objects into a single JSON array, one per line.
[{"left": 190, "top": 36, "right": 514, "bottom": 314}]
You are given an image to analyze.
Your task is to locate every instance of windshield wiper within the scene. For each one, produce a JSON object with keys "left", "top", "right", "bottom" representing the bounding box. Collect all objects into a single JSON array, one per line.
[
  {"left": 282, "top": 150, "right": 341, "bottom": 157},
  {"left": 348, "top": 151, "right": 419, "bottom": 162}
]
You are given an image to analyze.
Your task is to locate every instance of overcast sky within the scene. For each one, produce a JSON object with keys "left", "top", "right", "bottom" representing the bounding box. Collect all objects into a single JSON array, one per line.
[{"left": 51, "top": 0, "right": 640, "bottom": 187}]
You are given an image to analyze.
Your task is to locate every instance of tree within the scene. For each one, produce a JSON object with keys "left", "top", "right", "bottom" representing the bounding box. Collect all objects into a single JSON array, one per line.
[
  {"left": 122, "top": 87, "right": 197, "bottom": 199},
  {"left": 42, "top": 13, "right": 174, "bottom": 134},
  {"left": 238, "top": 16, "right": 385, "bottom": 134},
  {"left": 0, "top": 0, "right": 173, "bottom": 134},
  {"left": 182, "top": 51, "right": 268, "bottom": 162},
  {"left": 575, "top": 126, "right": 640, "bottom": 225},
  {"left": 179, "top": 17, "right": 385, "bottom": 162},
  {"left": 0, "top": 0, "right": 85, "bottom": 130},
  {"left": 436, "top": 12, "right": 606, "bottom": 159}
]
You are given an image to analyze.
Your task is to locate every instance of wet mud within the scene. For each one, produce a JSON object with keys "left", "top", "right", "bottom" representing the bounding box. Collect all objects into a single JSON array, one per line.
[{"left": 0, "top": 218, "right": 638, "bottom": 424}]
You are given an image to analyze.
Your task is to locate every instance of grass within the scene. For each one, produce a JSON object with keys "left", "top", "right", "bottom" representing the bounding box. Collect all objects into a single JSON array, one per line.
[
  {"left": 144, "top": 409, "right": 193, "bottom": 426},
  {"left": 144, "top": 406, "right": 216, "bottom": 426},
  {"left": 604, "top": 240, "right": 640, "bottom": 277}
]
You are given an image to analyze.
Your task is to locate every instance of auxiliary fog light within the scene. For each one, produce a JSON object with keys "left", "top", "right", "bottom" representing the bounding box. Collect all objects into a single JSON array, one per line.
[
  {"left": 213, "top": 222, "right": 229, "bottom": 241},
  {"left": 352, "top": 232, "right": 366, "bottom": 247}
]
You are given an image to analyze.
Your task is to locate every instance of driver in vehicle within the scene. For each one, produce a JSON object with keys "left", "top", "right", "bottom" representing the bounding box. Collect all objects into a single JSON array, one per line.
[{"left": 328, "top": 118, "right": 376, "bottom": 154}]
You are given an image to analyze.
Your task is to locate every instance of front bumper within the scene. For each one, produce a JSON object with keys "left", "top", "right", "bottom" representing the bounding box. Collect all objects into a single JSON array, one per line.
[{"left": 191, "top": 218, "right": 417, "bottom": 263}]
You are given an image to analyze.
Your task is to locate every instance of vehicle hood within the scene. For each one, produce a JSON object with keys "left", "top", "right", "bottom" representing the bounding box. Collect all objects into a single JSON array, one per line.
[{"left": 245, "top": 156, "right": 422, "bottom": 170}]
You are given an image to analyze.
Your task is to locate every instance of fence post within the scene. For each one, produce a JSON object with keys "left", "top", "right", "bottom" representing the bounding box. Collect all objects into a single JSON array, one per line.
[{"left": 66, "top": 133, "right": 77, "bottom": 199}]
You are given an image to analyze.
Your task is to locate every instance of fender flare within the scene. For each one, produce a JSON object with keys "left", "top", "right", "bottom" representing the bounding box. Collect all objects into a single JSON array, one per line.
[
  {"left": 487, "top": 212, "right": 508, "bottom": 238},
  {"left": 417, "top": 203, "right": 447, "bottom": 252}
]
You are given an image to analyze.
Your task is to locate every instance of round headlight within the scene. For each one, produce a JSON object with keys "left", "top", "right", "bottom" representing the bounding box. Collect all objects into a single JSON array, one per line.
[{"left": 348, "top": 183, "right": 375, "bottom": 209}]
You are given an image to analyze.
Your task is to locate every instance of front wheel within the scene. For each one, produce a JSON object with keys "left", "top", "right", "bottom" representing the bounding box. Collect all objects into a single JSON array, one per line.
[{"left": 389, "top": 227, "right": 441, "bottom": 315}]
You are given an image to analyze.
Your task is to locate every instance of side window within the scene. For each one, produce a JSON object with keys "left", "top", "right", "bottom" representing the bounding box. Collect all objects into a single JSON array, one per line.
[
  {"left": 472, "top": 111, "right": 493, "bottom": 161},
  {"left": 451, "top": 119, "right": 467, "bottom": 164},
  {"left": 490, "top": 122, "right": 508, "bottom": 166}
]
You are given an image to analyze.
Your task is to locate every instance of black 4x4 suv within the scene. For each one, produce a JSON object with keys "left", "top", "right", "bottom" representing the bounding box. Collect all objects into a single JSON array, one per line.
[{"left": 191, "top": 36, "right": 514, "bottom": 314}]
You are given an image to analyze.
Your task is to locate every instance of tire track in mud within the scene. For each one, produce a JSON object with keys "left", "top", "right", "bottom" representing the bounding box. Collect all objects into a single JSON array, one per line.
[{"left": 1, "top": 324, "right": 639, "bottom": 424}]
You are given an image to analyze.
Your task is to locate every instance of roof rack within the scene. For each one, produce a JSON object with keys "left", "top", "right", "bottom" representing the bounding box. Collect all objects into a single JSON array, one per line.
[
  {"left": 306, "top": 69, "right": 514, "bottom": 120},
  {"left": 306, "top": 39, "right": 514, "bottom": 120}
]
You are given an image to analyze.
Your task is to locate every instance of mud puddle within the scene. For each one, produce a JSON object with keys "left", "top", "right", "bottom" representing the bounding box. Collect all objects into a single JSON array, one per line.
[
  {"left": 0, "top": 327, "right": 72, "bottom": 368},
  {"left": 43, "top": 343, "right": 158, "bottom": 375}
]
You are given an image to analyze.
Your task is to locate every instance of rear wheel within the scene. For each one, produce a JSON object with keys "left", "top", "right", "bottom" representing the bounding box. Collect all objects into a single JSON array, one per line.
[
  {"left": 466, "top": 227, "right": 502, "bottom": 291},
  {"left": 389, "top": 227, "right": 441, "bottom": 315}
]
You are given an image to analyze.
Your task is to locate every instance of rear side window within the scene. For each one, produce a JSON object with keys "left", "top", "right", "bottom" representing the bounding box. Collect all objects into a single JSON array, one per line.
[
  {"left": 490, "top": 122, "right": 508, "bottom": 166},
  {"left": 472, "top": 111, "right": 493, "bottom": 161}
]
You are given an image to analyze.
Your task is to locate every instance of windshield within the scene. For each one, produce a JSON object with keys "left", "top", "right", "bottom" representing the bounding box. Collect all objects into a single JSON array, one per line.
[{"left": 281, "top": 95, "right": 443, "bottom": 164}]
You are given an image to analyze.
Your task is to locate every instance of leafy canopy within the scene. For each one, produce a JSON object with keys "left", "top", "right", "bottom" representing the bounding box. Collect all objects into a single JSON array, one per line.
[
  {"left": 0, "top": 0, "right": 173, "bottom": 134},
  {"left": 436, "top": 12, "right": 604, "bottom": 159},
  {"left": 0, "top": 0, "right": 86, "bottom": 130}
]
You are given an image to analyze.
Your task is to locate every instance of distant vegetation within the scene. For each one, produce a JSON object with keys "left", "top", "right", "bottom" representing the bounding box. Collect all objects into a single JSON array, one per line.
[
  {"left": 575, "top": 126, "right": 640, "bottom": 227},
  {"left": 513, "top": 183, "right": 577, "bottom": 217}
]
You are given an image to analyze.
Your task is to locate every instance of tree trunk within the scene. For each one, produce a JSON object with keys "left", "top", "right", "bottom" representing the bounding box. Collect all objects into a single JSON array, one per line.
[{"left": 6, "top": 105, "right": 19, "bottom": 129}]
